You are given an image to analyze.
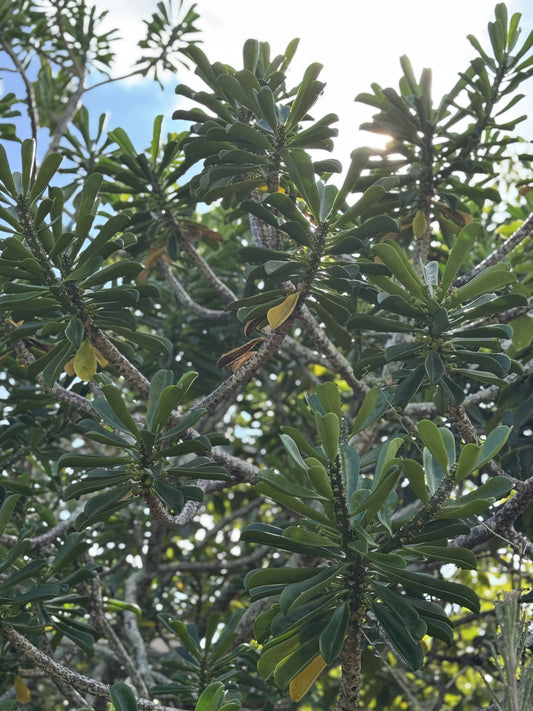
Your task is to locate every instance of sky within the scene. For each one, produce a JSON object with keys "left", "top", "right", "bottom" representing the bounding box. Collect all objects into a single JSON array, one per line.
[{"left": 84, "top": 0, "right": 533, "bottom": 171}]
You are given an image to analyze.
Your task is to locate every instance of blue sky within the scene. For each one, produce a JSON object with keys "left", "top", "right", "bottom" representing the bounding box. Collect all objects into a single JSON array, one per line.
[
  {"left": 90, "top": 0, "right": 533, "bottom": 167},
  {"left": 1, "top": 0, "right": 532, "bottom": 174}
]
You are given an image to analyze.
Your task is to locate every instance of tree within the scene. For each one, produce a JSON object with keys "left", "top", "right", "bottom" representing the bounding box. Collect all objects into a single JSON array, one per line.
[{"left": 0, "top": 1, "right": 532, "bottom": 709}]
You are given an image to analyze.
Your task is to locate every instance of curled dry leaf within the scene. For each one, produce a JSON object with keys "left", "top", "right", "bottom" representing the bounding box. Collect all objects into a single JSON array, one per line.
[{"left": 217, "top": 337, "right": 264, "bottom": 370}]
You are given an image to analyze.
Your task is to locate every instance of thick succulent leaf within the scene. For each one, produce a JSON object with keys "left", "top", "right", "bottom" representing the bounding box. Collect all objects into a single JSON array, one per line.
[
  {"left": 404, "top": 544, "right": 477, "bottom": 569},
  {"left": 371, "top": 600, "right": 424, "bottom": 670},
  {"left": 319, "top": 602, "right": 350, "bottom": 663}
]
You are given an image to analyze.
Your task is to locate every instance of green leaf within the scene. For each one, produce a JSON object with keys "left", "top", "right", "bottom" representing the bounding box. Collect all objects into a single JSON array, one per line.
[
  {"left": 0, "top": 559, "right": 48, "bottom": 594},
  {"left": 41, "top": 340, "right": 73, "bottom": 387},
  {"left": 158, "top": 615, "right": 201, "bottom": 658},
  {"left": 440, "top": 222, "right": 483, "bottom": 292},
  {"left": 274, "top": 637, "right": 321, "bottom": 688},
  {"left": 425, "top": 350, "right": 446, "bottom": 384},
  {"left": 80, "top": 214, "right": 131, "bottom": 261},
  {"left": 405, "top": 544, "right": 477, "bottom": 569},
  {"left": 109, "top": 682, "right": 138, "bottom": 711},
  {"left": 152, "top": 378, "right": 198, "bottom": 432},
  {"left": 403, "top": 459, "right": 429, "bottom": 505},
  {"left": 153, "top": 480, "right": 184, "bottom": 513},
  {"left": 373, "top": 241, "right": 427, "bottom": 301},
  {"left": 340, "top": 444, "right": 359, "bottom": 505},
  {"left": 454, "top": 442, "right": 481, "bottom": 482},
  {"left": 241, "top": 523, "right": 338, "bottom": 556},
  {"left": 245, "top": 567, "right": 324, "bottom": 591},
  {"left": 195, "top": 682, "right": 227, "bottom": 711},
  {"left": 20, "top": 139, "right": 35, "bottom": 195},
  {"left": 410, "top": 519, "right": 470, "bottom": 544},
  {"left": 349, "top": 314, "right": 415, "bottom": 333},
  {"left": 381, "top": 568, "right": 480, "bottom": 613},
  {"left": 65, "top": 318, "right": 85, "bottom": 349},
  {"left": 332, "top": 147, "right": 373, "bottom": 212},
  {"left": 314, "top": 412, "right": 340, "bottom": 462},
  {"left": 28, "top": 153, "right": 63, "bottom": 204},
  {"left": 111, "top": 326, "right": 172, "bottom": 356},
  {"left": 474, "top": 426, "right": 511, "bottom": 469},
  {"left": 283, "top": 526, "right": 340, "bottom": 549},
  {"left": 353, "top": 465, "right": 401, "bottom": 521},
  {"left": 281, "top": 148, "right": 321, "bottom": 220},
  {"left": 81, "top": 260, "right": 142, "bottom": 288},
  {"left": 100, "top": 384, "right": 139, "bottom": 436},
  {"left": 76, "top": 485, "right": 135, "bottom": 529},
  {"left": 418, "top": 420, "right": 449, "bottom": 472},
  {"left": 392, "top": 364, "right": 426, "bottom": 409},
  {"left": 257, "top": 470, "right": 330, "bottom": 501},
  {"left": 0, "top": 143, "right": 17, "bottom": 197},
  {"left": 59, "top": 452, "right": 130, "bottom": 468},
  {"left": 285, "top": 62, "right": 324, "bottom": 130},
  {"left": 317, "top": 181, "right": 338, "bottom": 221},
  {"left": 13, "top": 583, "right": 61, "bottom": 604},
  {"left": 258, "top": 633, "right": 300, "bottom": 679},
  {"left": 371, "top": 582, "right": 427, "bottom": 640},
  {"left": 371, "top": 601, "right": 424, "bottom": 670},
  {"left": 351, "top": 388, "right": 390, "bottom": 435},
  {"left": 280, "top": 564, "right": 342, "bottom": 615},
  {"left": 315, "top": 382, "right": 342, "bottom": 420},
  {"left": 450, "top": 265, "right": 516, "bottom": 307},
  {"left": 280, "top": 427, "right": 327, "bottom": 465},
  {"left": 63, "top": 470, "right": 130, "bottom": 500},
  {"left": 0, "top": 494, "right": 20, "bottom": 538},
  {"left": 375, "top": 438, "right": 404, "bottom": 484},
  {"left": 146, "top": 370, "right": 174, "bottom": 431},
  {"left": 335, "top": 183, "right": 388, "bottom": 227},
  {"left": 319, "top": 602, "right": 350, "bottom": 663}
]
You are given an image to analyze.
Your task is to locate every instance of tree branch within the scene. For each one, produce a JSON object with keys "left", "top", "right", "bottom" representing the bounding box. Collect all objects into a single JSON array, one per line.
[
  {"left": 298, "top": 305, "right": 369, "bottom": 400},
  {"left": 452, "top": 477, "right": 533, "bottom": 551},
  {"left": 0, "top": 625, "right": 184, "bottom": 711},
  {"left": 144, "top": 488, "right": 206, "bottom": 529},
  {"left": 158, "top": 259, "right": 231, "bottom": 319},
  {"left": 453, "top": 211, "right": 533, "bottom": 287},
  {"left": 0, "top": 37, "right": 39, "bottom": 145}
]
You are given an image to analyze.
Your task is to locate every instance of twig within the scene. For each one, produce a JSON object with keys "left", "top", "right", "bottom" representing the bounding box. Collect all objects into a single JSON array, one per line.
[
  {"left": 453, "top": 211, "right": 533, "bottom": 287},
  {"left": 157, "top": 259, "right": 231, "bottom": 319},
  {"left": 469, "top": 296, "right": 533, "bottom": 327},
  {"left": 86, "top": 574, "right": 150, "bottom": 698},
  {"left": 123, "top": 571, "right": 154, "bottom": 690},
  {"left": 162, "top": 213, "right": 237, "bottom": 304},
  {"left": 198, "top": 499, "right": 262, "bottom": 546},
  {"left": 190, "top": 319, "right": 295, "bottom": 415},
  {"left": 0, "top": 625, "right": 184, "bottom": 711},
  {"left": 0, "top": 37, "right": 39, "bottom": 145},
  {"left": 452, "top": 478, "right": 533, "bottom": 551},
  {"left": 298, "top": 305, "right": 369, "bottom": 400},
  {"left": 144, "top": 487, "right": 206, "bottom": 529},
  {"left": 160, "top": 548, "right": 268, "bottom": 574}
]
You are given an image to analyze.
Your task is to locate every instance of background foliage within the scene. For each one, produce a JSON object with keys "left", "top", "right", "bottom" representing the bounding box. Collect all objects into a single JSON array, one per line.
[{"left": 0, "top": 2, "right": 533, "bottom": 710}]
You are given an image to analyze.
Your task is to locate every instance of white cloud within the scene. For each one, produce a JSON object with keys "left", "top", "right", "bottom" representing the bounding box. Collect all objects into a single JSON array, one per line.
[{"left": 91, "top": 0, "right": 532, "bottom": 168}]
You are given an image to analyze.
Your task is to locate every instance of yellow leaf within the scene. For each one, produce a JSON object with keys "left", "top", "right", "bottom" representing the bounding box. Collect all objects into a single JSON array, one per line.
[
  {"left": 15, "top": 675, "right": 31, "bottom": 703},
  {"left": 73, "top": 338, "right": 97, "bottom": 381},
  {"left": 412, "top": 210, "right": 428, "bottom": 238},
  {"left": 64, "top": 356, "right": 76, "bottom": 377},
  {"left": 94, "top": 348, "right": 108, "bottom": 368},
  {"left": 138, "top": 243, "right": 169, "bottom": 283},
  {"left": 289, "top": 654, "right": 327, "bottom": 702},
  {"left": 267, "top": 292, "right": 300, "bottom": 329}
]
